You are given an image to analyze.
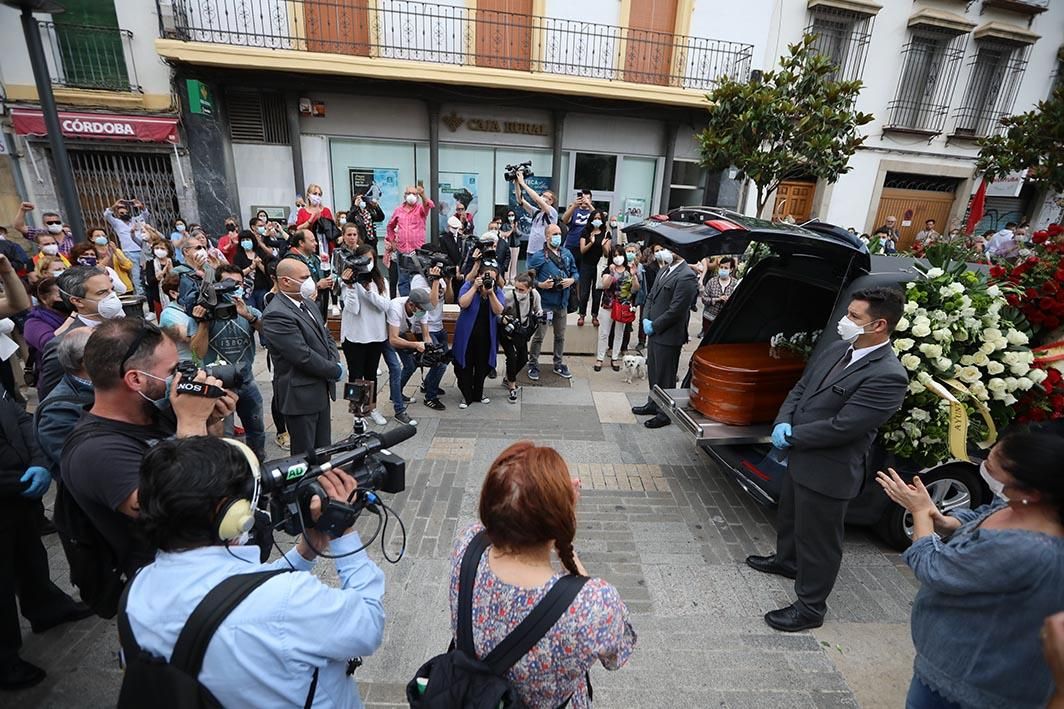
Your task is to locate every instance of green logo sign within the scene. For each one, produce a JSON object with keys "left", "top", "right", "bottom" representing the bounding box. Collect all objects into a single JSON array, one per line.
[{"left": 285, "top": 464, "right": 308, "bottom": 481}]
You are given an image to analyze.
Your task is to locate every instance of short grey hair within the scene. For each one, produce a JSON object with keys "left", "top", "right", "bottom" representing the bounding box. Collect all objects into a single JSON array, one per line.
[
  {"left": 56, "top": 328, "right": 92, "bottom": 374},
  {"left": 56, "top": 265, "right": 107, "bottom": 303}
]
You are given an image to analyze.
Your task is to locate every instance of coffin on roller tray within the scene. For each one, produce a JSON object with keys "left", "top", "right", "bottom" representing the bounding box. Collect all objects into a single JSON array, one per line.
[{"left": 689, "top": 343, "right": 805, "bottom": 426}]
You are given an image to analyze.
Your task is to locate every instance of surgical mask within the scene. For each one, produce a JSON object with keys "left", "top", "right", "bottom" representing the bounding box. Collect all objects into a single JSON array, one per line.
[
  {"left": 412, "top": 309, "right": 426, "bottom": 320},
  {"left": 41, "top": 244, "right": 59, "bottom": 256},
  {"left": 979, "top": 461, "right": 1008, "bottom": 501},
  {"left": 610, "top": 221, "right": 618, "bottom": 228},
  {"left": 626, "top": 252, "right": 637, "bottom": 263},
  {"left": 134, "top": 370, "right": 171, "bottom": 410},
  {"left": 514, "top": 289, "right": 529, "bottom": 300},
  {"left": 339, "top": 216, "right": 347, "bottom": 225},
  {"left": 613, "top": 255, "right": 625, "bottom": 266},
  {"left": 241, "top": 239, "right": 254, "bottom": 251},
  {"left": 47, "top": 223, "right": 64, "bottom": 235},
  {"left": 51, "top": 269, "right": 65, "bottom": 278},
  {"left": 153, "top": 248, "right": 168, "bottom": 259},
  {"left": 356, "top": 200, "right": 366, "bottom": 209},
  {"left": 288, "top": 276, "right": 316, "bottom": 299},
  {"left": 655, "top": 249, "right": 673, "bottom": 265},
  {"left": 508, "top": 215, "right": 515, "bottom": 223},
  {"left": 837, "top": 315, "right": 869, "bottom": 343},
  {"left": 718, "top": 268, "right": 731, "bottom": 279},
  {"left": 405, "top": 194, "right": 418, "bottom": 206},
  {"left": 95, "top": 291, "right": 125, "bottom": 320},
  {"left": 257, "top": 226, "right": 266, "bottom": 236},
  {"left": 175, "top": 224, "right": 186, "bottom": 232},
  {"left": 308, "top": 194, "right": 322, "bottom": 206},
  {"left": 549, "top": 235, "right": 562, "bottom": 249},
  {"left": 592, "top": 219, "right": 603, "bottom": 228},
  {"left": 93, "top": 236, "right": 109, "bottom": 247},
  {"left": 192, "top": 248, "right": 208, "bottom": 264}
]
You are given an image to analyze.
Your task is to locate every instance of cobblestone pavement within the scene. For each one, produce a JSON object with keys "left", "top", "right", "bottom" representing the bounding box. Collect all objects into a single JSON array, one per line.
[{"left": 12, "top": 318, "right": 919, "bottom": 708}]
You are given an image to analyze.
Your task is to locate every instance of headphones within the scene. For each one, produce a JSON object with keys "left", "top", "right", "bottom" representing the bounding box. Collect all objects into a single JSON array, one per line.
[{"left": 213, "top": 439, "right": 260, "bottom": 543}]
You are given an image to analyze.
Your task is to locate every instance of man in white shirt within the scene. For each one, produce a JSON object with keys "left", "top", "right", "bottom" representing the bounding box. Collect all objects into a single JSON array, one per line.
[
  {"left": 385, "top": 288, "right": 434, "bottom": 426},
  {"left": 103, "top": 198, "right": 150, "bottom": 295},
  {"left": 409, "top": 266, "right": 449, "bottom": 409},
  {"left": 986, "top": 222, "right": 1018, "bottom": 260},
  {"left": 514, "top": 171, "right": 557, "bottom": 255}
]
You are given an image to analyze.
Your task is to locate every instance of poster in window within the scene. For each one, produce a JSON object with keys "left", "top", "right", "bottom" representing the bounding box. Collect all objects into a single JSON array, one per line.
[
  {"left": 623, "top": 198, "right": 646, "bottom": 223},
  {"left": 349, "top": 167, "right": 400, "bottom": 221}
]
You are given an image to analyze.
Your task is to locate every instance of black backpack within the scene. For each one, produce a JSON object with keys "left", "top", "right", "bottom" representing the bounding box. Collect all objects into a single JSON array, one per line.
[
  {"left": 407, "top": 531, "right": 589, "bottom": 708},
  {"left": 117, "top": 569, "right": 319, "bottom": 708}
]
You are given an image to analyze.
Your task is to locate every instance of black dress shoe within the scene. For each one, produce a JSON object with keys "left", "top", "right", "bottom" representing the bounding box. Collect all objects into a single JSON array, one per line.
[
  {"left": 764, "top": 604, "right": 823, "bottom": 632},
  {"left": 31, "top": 602, "right": 94, "bottom": 634},
  {"left": 38, "top": 517, "right": 57, "bottom": 536},
  {"left": 745, "top": 554, "right": 797, "bottom": 580},
  {"left": 0, "top": 656, "right": 46, "bottom": 690},
  {"left": 631, "top": 402, "right": 657, "bottom": 416},
  {"left": 644, "top": 414, "right": 671, "bottom": 429}
]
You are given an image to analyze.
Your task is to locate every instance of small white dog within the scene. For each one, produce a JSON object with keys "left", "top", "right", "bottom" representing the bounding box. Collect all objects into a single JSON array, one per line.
[{"left": 622, "top": 354, "right": 647, "bottom": 383}]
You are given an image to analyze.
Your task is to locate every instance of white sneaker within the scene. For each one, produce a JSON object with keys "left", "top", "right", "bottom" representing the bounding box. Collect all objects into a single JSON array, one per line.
[
  {"left": 458, "top": 402, "right": 468, "bottom": 409},
  {"left": 480, "top": 397, "right": 490, "bottom": 404},
  {"left": 369, "top": 409, "right": 387, "bottom": 426}
]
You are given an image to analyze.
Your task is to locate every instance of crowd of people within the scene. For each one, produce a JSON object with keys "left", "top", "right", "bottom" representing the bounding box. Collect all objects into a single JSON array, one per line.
[{"left": 0, "top": 187, "right": 1061, "bottom": 709}]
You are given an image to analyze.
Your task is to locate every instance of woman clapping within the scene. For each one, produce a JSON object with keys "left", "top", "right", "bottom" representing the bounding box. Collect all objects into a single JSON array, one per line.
[{"left": 453, "top": 260, "right": 505, "bottom": 408}]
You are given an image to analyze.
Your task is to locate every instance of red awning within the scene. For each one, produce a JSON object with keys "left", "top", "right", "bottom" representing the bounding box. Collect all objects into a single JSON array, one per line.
[{"left": 10, "top": 108, "right": 179, "bottom": 144}]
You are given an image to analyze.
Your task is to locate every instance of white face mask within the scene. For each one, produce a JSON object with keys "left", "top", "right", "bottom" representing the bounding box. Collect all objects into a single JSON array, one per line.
[
  {"left": 46, "top": 224, "right": 64, "bottom": 235},
  {"left": 289, "top": 275, "right": 317, "bottom": 299},
  {"left": 610, "top": 221, "right": 618, "bottom": 228},
  {"left": 655, "top": 249, "right": 673, "bottom": 265},
  {"left": 356, "top": 200, "right": 366, "bottom": 209},
  {"left": 308, "top": 194, "right": 322, "bottom": 206},
  {"left": 979, "top": 461, "right": 1009, "bottom": 501},
  {"left": 176, "top": 224, "right": 187, "bottom": 232},
  {"left": 94, "top": 291, "right": 125, "bottom": 320},
  {"left": 613, "top": 255, "right": 625, "bottom": 266},
  {"left": 718, "top": 268, "right": 731, "bottom": 279},
  {"left": 405, "top": 194, "right": 418, "bottom": 206},
  {"left": 836, "top": 315, "right": 870, "bottom": 343},
  {"left": 41, "top": 244, "right": 59, "bottom": 256},
  {"left": 153, "top": 248, "right": 168, "bottom": 259},
  {"left": 592, "top": 219, "right": 604, "bottom": 228}
]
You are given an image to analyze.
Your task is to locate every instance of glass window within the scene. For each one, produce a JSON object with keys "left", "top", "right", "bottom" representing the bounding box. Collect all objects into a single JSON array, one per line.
[
  {"left": 671, "top": 160, "right": 702, "bottom": 188},
  {"left": 574, "top": 153, "right": 618, "bottom": 192}
]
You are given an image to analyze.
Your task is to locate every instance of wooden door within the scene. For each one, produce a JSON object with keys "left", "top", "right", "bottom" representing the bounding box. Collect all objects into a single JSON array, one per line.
[
  {"left": 874, "top": 188, "right": 956, "bottom": 252},
  {"left": 305, "top": 0, "right": 370, "bottom": 56},
  {"left": 624, "top": 0, "right": 678, "bottom": 85},
  {"left": 476, "top": 0, "right": 533, "bottom": 71},
  {"left": 773, "top": 180, "right": 816, "bottom": 223}
]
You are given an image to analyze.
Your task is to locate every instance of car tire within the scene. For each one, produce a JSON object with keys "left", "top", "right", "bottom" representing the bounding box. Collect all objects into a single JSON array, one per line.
[{"left": 874, "top": 463, "right": 985, "bottom": 551}]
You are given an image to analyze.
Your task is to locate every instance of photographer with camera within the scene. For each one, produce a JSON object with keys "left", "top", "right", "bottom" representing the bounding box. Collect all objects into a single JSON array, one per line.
[
  {"left": 461, "top": 228, "right": 510, "bottom": 284},
  {"left": 331, "top": 222, "right": 362, "bottom": 301},
  {"left": 60, "top": 319, "right": 238, "bottom": 591},
  {"left": 500, "top": 272, "right": 542, "bottom": 403},
  {"left": 340, "top": 245, "right": 390, "bottom": 429},
  {"left": 409, "top": 262, "right": 450, "bottom": 411},
  {"left": 513, "top": 169, "right": 556, "bottom": 255},
  {"left": 188, "top": 265, "right": 265, "bottom": 462},
  {"left": 526, "top": 225, "right": 576, "bottom": 381},
  {"left": 453, "top": 262, "right": 505, "bottom": 408},
  {"left": 120, "top": 436, "right": 385, "bottom": 707},
  {"left": 385, "top": 288, "right": 437, "bottom": 426}
]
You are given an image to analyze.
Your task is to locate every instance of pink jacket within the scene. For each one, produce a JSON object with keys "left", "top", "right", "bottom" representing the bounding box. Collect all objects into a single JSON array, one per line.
[{"left": 386, "top": 199, "right": 434, "bottom": 255}]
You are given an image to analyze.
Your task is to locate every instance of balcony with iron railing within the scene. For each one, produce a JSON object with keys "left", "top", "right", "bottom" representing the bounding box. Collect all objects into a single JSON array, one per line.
[
  {"left": 38, "top": 21, "right": 142, "bottom": 93},
  {"left": 156, "top": 0, "right": 753, "bottom": 100}
]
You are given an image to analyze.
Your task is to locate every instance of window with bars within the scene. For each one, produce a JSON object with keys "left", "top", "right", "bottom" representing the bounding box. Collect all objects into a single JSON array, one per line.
[
  {"left": 805, "top": 7, "right": 873, "bottom": 83},
  {"left": 227, "top": 90, "right": 290, "bottom": 144},
  {"left": 953, "top": 41, "right": 1030, "bottom": 139},
  {"left": 885, "top": 29, "right": 967, "bottom": 134}
]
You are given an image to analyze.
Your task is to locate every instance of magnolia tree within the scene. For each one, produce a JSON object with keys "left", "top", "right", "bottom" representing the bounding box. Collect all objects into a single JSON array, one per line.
[
  {"left": 978, "top": 85, "right": 1064, "bottom": 193},
  {"left": 697, "top": 34, "right": 873, "bottom": 216}
]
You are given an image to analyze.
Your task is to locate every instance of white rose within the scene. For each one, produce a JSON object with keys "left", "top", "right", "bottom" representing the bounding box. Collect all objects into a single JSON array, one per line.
[
  {"left": 1003, "top": 393, "right": 1018, "bottom": 406},
  {"left": 901, "top": 354, "right": 922, "bottom": 371},
  {"left": 1010, "top": 362, "right": 1031, "bottom": 377},
  {"left": 986, "top": 361, "right": 1005, "bottom": 375},
  {"left": 895, "top": 317, "right": 910, "bottom": 332},
  {"left": 983, "top": 328, "right": 1003, "bottom": 341},
  {"left": 907, "top": 381, "right": 926, "bottom": 395},
  {"left": 979, "top": 341, "right": 996, "bottom": 355},
  {"left": 935, "top": 357, "right": 953, "bottom": 372},
  {"left": 986, "top": 285, "right": 1001, "bottom": 297},
  {"left": 1016, "top": 377, "right": 1034, "bottom": 391},
  {"left": 917, "top": 371, "right": 934, "bottom": 385},
  {"left": 903, "top": 301, "right": 918, "bottom": 314},
  {"left": 932, "top": 328, "right": 952, "bottom": 342},
  {"left": 1006, "top": 330, "right": 1028, "bottom": 346},
  {"left": 987, "top": 377, "right": 1007, "bottom": 393},
  {"left": 950, "top": 282, "right": 965, "bottom": 296},
  {"left": 919, "top": 343, "right": 943, "bottom": 358},
  {"left": 906, "top": 281, "right": 917, "bottom": 289},
  {"left": 1005, "top": 376, "right": 1020, "bottom": 391},
  {"left": 957, "top": 366, "right": 981, "bottom": 384},
  {"left": 912, "top": 323, "right": 932, "bottom": 338},
  {"left": 969, "top": 381, "right": 988, "bottom": 399},
  {"left": 972, "top": 351, "right": 991, "bottom": 367},
  {"left": 926, "top": 267, "right": 944, "bottom": 278},
  {"left": 939, "top": 285, "right": 955, "bottom": 299},
  {"left": 894, "top": 338, "right": 915, "bottom": 352},
  {"left": 1029, "top": 368, "right": 1048, "bottom": 384}
]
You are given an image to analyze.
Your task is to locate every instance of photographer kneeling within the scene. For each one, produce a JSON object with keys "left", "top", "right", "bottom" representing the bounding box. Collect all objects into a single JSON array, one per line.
[
  {"left": 453, "top": 261, "right": 505, "bottom": 408},
  {"left": 189, "top": 265, "right": 266, "bottom": 462},
  {"left": 122, "top": 437, "right": 385, "bottom": 707}
]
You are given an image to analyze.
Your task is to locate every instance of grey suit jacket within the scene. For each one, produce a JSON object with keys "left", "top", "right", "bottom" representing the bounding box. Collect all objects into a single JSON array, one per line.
[
  {"left": 260, "top": 293, "right": 340, "bottom": 416},
  {"left": 645, "top": 261, "right": 698, "bottom": 348},
  {"left": 774, "top": 339, "right": 908, "bottom": 500}
]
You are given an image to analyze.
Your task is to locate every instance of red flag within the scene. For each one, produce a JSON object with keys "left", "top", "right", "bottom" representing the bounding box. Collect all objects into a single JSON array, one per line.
[{"left": 966, "top": 178, "right": 989, "bottom": 234}]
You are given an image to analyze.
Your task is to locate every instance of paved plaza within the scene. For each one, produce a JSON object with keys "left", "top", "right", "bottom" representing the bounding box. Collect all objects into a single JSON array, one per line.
[{"left": 12, "top": 317, "right": 919, "bottom": 708}]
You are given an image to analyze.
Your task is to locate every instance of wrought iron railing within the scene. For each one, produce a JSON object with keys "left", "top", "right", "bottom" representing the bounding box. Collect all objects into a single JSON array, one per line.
[
  {"left": 38, "top": 21, "right": 142, "bottom": 93},
  {"left": 952, "top": 41, "right": 1030, "bottom": 138},
  {"left": 805, "top": 7, "right": 873, "bottom": 83},
  {"left": 885, "top": 29, "right": 967, "bottom": 134},
  {"left": 160, "top": 0, "right": 753, "bottom": 90}
]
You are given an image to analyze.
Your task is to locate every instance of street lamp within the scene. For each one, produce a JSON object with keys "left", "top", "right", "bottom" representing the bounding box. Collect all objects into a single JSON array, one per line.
[{"left": 2, "top": 0, "right": 87, "bottom": 241}]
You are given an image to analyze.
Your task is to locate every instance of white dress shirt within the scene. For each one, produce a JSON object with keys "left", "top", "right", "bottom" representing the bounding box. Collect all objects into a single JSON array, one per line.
[
  {"left": 847, "top": 339, "right": 890, "bottom": 367},
  {"left": 340, "top": 280, "right": 390, "bottom": 344}
]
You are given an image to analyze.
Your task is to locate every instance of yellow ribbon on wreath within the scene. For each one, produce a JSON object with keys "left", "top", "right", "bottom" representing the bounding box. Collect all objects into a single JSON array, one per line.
[{"left": 923, "top": 378, "right": 999, "bottom": 462}]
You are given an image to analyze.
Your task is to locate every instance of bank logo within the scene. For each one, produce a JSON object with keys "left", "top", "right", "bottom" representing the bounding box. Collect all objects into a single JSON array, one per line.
[{"left": 442, "top": 111, "right": 464, "bottom": 132}]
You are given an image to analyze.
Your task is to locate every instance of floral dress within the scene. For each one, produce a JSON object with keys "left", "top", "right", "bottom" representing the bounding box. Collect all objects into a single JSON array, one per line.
[
  {"left": 599, "top": 267, "right": 635, "bottom": 311},
  {"left": 448, "top": 523, "right": 636, "bottom": 708}
]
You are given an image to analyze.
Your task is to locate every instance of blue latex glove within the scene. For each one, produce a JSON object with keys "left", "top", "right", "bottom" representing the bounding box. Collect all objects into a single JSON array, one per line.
[
  {"left": 771, "top": 423, "right": 792, "bottom": 449},
  {"left": 334, "top": 362, "right": 345, "bottom": 381},
  {"left": 642, "top": 319, "right": 654, "bottom": 336},
  {"left": 20, "top": 466, "right": 52, "bottom": 498}
]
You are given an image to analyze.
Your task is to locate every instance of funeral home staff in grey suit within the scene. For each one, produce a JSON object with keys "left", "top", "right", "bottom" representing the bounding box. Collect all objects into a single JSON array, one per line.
[
  {"left": 631, "top": 247, "right": 699, "bottom": 428},
  {"left": 747, "top": 287, "right": 908, "bottom": 632},
  {"left": 261, "top": 258, "right": 344, "bottom": 457}
]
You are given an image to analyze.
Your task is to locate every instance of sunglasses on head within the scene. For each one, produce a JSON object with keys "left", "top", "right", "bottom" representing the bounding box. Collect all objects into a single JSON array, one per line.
[{"left": 120, "top": 321, "right": 161, "bottom": 375}]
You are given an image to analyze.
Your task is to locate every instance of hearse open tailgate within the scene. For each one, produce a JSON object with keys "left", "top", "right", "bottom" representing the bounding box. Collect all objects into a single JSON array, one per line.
[{"left": 650, "top": 386, "right": 773, "bottom": 445}]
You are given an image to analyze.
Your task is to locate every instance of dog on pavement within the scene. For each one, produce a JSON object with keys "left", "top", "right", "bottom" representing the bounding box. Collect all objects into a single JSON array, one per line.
[{"left": 622, "top": 354, "right": 647, "bottom": 383}]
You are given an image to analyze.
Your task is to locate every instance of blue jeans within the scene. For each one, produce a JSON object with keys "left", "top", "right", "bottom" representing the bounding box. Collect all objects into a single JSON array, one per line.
[
  {"left": 383, "top": 343, "right": 408, "bottom": 414},
  {"left": 397, "top": 265, "right": 414, "bottom": 296},
  {"left": 128, "top": 254, "right": 144, "bottom": 296},
  {"left": 422, "top": 330, "right": 448, "bottom": 400},
  {"left": 906, "top": 677, "right": 962, "bottom": 709},
  {"left": 231, "top": 379, "right": 265, "bottom": 460}
]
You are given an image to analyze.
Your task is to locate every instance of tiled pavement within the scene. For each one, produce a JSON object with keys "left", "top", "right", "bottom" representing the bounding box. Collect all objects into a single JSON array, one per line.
[{"left": 13, "top": 316, "right": 919, "bottom": 708}]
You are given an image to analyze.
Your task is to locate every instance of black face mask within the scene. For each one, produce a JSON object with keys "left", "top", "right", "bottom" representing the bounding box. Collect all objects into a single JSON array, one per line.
[
  {"left": 119, "top": 213, "right": 131, "bottom": 222},
  {"left": 226, "top": 224, "right": 237, "bottom": 232}
]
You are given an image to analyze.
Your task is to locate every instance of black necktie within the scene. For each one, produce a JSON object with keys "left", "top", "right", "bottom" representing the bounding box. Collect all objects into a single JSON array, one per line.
[{"left": 826, "top": 348, "right": 853, "bottom": 383}]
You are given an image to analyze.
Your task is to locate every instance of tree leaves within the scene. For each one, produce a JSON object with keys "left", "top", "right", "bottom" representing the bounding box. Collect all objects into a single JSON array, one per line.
[
  {"left": 977, "top": 86, "right": 1064, "bottom": 192},
  {"left": 697, "top": 34, "right": 871, "bottom": 214}
]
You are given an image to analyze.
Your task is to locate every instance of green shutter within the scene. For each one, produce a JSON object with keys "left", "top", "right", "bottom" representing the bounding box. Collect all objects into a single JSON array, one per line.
[{"left": 52, "top": 0, "right": 130, "bottom": 90}]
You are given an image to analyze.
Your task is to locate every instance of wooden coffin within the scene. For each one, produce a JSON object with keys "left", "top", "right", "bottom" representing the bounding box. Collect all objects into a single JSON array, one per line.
[{"left": 689, "top": 342, "right": 806, "bottom": 426}]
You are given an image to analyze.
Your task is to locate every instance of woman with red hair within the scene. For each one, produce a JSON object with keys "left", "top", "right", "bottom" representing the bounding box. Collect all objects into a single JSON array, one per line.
[{"left": 448, "top": 441, "right": 636, "bottom": 707}]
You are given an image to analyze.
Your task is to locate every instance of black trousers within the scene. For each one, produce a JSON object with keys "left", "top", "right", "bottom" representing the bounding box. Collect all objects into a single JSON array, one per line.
[
  {"left": 645, "top": 339, "right": 681, "bottom": 410},
  {"left": 286, "top": 406, "right": 332, "bottom": 457},
  {"left": 500, "top": 332, "right": 529, "bottom": 383},
  {"left": 578, "top": 264, "right": 602, "bottom": 317},
  {"left": 0, "top": 497, "right": 78, "bottom": 660},
  {"left": 774, "top": 473, "right": 851, "bottom": 619},
  {"left": 341, "top": 339, "right": 383, "bottom": 406},
  {"left": 607, "top": 320, "right": 633, "bottom": 353},
  {"left": 454, "top": 326, "right": 492, "bottom": 404},
  {"left": 317, "top": 288, "right": 331, "bottom": 321}
]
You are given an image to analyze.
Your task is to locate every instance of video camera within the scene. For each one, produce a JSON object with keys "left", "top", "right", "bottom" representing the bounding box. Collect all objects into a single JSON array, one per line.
[
  {"left": 416, "top": 341, "right": 453, "bottom": 369},
  {"left": 503, "top": 160, "right": 534, "bottom": 183},
  {"left": 259, "top": 425, "right": 415, "bottom": 537},
  {"left": 174, "top": 359, "right": 244, "bottom": 397},
  {"left": 193, "top": 278, "right": 240, "bottom": 321},
  {"left": 475, "top": 233, "right": 499, "bottom": 262},
  {"left": 340, "top": 253, "right": 375, "bottom": 284},
  {"left": 400, "top": 248, "right": 457, "bottom": 280}
]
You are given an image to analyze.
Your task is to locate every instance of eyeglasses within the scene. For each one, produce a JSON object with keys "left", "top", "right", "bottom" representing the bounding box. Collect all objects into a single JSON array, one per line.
[{"left": 120, "top": 321, "right": 162, "bottom": 375}]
